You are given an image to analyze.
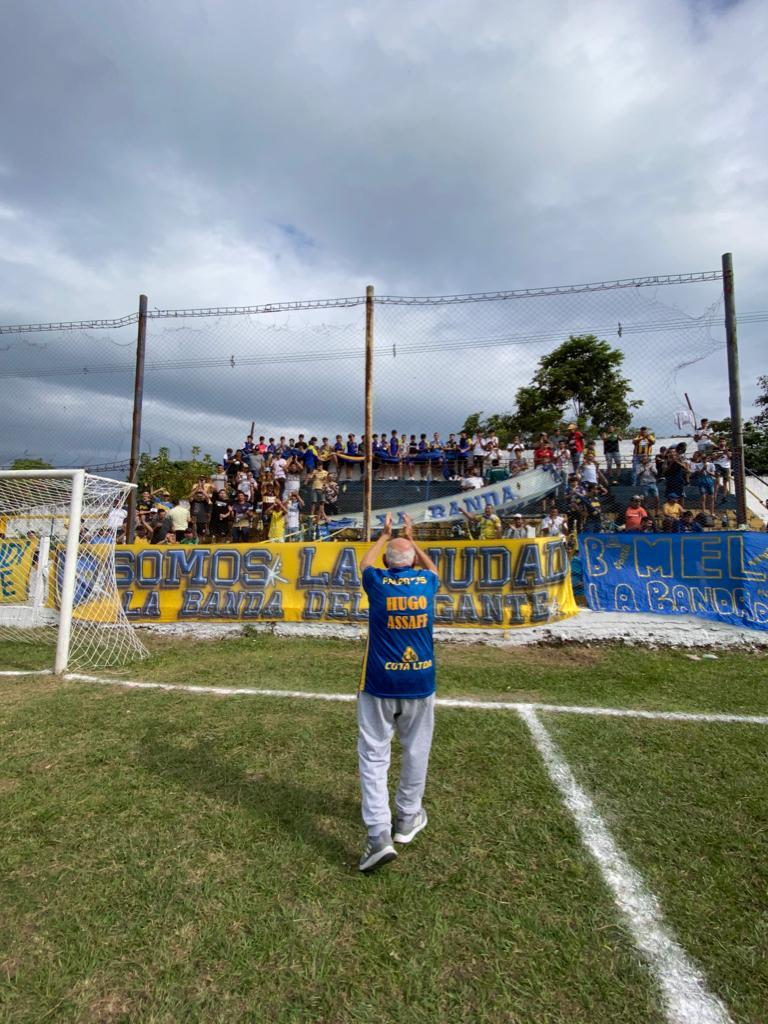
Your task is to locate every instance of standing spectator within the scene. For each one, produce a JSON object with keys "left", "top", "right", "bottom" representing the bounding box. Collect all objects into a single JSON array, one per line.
[
  {"left": 318, "top": 437, "right": 333, "bottom": 472},
  {"left": 457, "top": 432, "right": 471, "bottom": 478},
  {"left": 285, "top": 492, "right": 304, "bottom": 541},
  {"left": 189, "top": 481, "right": 212, "bottom": 540},
  {"left": 169, "top": 498, "right": 190, "bottom": 539},
  {"left": 307, "top": 464, "right": 330, "bottom": 520},
  {"left": 356, "top": 512, "right": 439, "bottom": 873},
  {"left": 443, "top": 434, "right": 458, "bottom": 478},
  {"left": 417, "top": 434, "right": 430, "bottom": 480},
  {"left": 242, "top": 470, "right": 258, "bottom": 505},
  {"left": 387, "top": 430, "right": 401, "bottom": 481},
  {"left": 303, "top": 438, "right": 320, "bottom": 483},
  {"left": 210, "top": 489, "right": 232, "bottom": 541},
  {"left": 566, "top": 423, "right": 585, "bottom": 471},
  {"left": 580, "top": 484, "right": 604, "bottom": 532},
  {"left": 406, "top": 435, "right": 419, "bottom": 479},
  {"left": 271, "top": 452, "right": 287, "bottom": 496},
  {"left": 344, "top": 434, "right": 359, "bottom": 481},
  {"left": 210, "top": 464, "right": 228, "bottom": 498},
  {"left": 284, "top": 455, "right": 303, "bottom": 497},
  {"left": 552, "top": 440, "right": 569, "bottom": 484},
  {"left": 179, "top": 526, "right": 198, "bottom": 545},
  {"left": 242, "top": 434, "right": 257, "bottom": 472},
  {"left": 472, "top": 433, "right": 487, "bottom": 475},
  {"left": 631, "top": 427, "right": 656, "bottom": 485},
  {"left": 533, "top": 438, "right": 554, "bottom": 467},
  {"left": 624, "top": 495, "right": 649, "bottom": 532},
  {"left": 461, "top": 505, "right": 502, "bottom": 539},
  {"left": 601, "top": 426, "right": 622, "bottom": 484},
  {"left": 697, "top": 419, "right": 714, "bottom": 451},
  {"left": 107, "top": 500, "right": 127, "bottom": 535},
  {"left": 154, "top": 489, "right": 173, "bottom": 510},
  {"left": 430, "top": 433, "right": 444, "bottom": 479},
  {"left": 663, "top": 447, "right": 689, "bottom": 501},
  {"left": 136, "top": 490, "right": 154, "bottom": 529},
  {"left": 268, "top": 498, "right": 289, "bottom": 542},
  {"left": 323, "top": 474, "right": 340, "bottom": 517},
  {"left": 504, "top": 512, "right": 529, "bottom": 539},
  {"left": 579, "top": 453, "right": 608, "bottom": 490},
  {"left": 150, "top": 508, "right": 172, "bottom": 544},
  {"left": 636, "top": 456, "right": 659, "bottom": 515},
  {"left": 226, "top": 450, "right": 246, "bottom": 490},
  {"left": 713, "top": 442, "right": 732, "bottom": 505},
  {"left": 654, "top": 447, "right": 668, "bottom": 480},
  {"left": 230, "top": 492, "right": 253, "bottom": 543},
  {"left": 693, "top": 454, "right": 717, "bottom": 516},
  {"left": 509, "top": 445, "right": 529, "bottom": 476},
  {"left": 259, "top": 471, "right": 279, "bottom": 535},
  {"left": 539, "top": 503, "right": 568, "bottom": 536}
]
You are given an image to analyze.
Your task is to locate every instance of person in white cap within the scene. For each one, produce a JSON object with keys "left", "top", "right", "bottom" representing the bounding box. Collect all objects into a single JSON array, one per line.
[{"left": 504, "top": 513, "right": 529, "bottom": 539}]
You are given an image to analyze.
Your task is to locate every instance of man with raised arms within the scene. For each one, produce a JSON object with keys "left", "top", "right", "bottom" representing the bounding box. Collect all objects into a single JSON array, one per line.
[{"left": 356, "top": 513, "right": 439, "bottom": 873}]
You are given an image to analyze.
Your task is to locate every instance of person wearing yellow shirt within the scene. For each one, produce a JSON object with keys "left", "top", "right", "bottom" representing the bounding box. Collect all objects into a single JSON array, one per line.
[
  {"left": 460, "top": 505, "right": 502, "bottom": 539},
  {"left": 632, "top": 426, "right": 656, "bottom": 486},
  {"left": 662, "top": 493, "right": 684, "bottom": 520},
  {"left": 267, "top": 499, "right": 289, "bottom": 542}
]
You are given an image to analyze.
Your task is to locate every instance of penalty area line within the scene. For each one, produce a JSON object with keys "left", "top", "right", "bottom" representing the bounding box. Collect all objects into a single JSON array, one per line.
[{"left": 519, "top": 706, "right": 733, "bottom": 1024}]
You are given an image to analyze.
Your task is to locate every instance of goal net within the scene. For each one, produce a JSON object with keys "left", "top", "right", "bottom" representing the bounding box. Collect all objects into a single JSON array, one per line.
[{"left": 0, "top": 470, "right": 147, "bottom": 672}]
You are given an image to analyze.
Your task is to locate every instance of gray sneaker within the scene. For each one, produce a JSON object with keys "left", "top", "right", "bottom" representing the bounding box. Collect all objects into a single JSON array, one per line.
[
  {"left": 393, "top": 808, "right": 428, "bottom": 844},
  {"left": 358, "top": 830, "right": 397, "bottom": 873}
]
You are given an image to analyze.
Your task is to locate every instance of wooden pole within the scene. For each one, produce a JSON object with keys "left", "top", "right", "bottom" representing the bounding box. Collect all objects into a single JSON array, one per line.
[
  {"left": 722, "top": 253, "right": 747, "bottom": 527},
  {"left": 363, "top": 285, "right": 374, "bottom": 540},
  {"left": 126, "top": 294, "right": 148, "bottom": 542}
]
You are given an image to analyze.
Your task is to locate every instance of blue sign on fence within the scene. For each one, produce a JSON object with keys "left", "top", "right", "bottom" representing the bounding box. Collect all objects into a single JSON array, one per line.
[{"left": 581, "top": 531, "right": 768, "bottom": 631}]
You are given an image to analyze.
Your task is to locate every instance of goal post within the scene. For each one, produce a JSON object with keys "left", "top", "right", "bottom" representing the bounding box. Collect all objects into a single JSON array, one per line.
[{"left": 0, "top": 468, "right": 148, "bottom": 673}]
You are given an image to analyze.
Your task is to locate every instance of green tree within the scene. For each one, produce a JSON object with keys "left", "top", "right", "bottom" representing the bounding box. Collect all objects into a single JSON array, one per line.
[
  {"left": 10, "top": 458, "right": 54, "bottom": 470},
  {"left": 522, "top": 334, "right": 641, "bottom": 432},
  {"left": 461, "top": 334, "right": 640, "bottom": 442},
  {"left": 137, "top": 447, "right": 217, "bottom": 499},
  {"left": 461, "top": 412, "right": 483, "bottom": 437},
  {"left": 753, "top": 375, "right": 768, "bottom": 430}
]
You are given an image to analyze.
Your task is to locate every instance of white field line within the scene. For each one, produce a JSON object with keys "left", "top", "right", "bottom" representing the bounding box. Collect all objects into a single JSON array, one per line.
[
  {"left": 20, "top": 673, "right": 761, "bottom": 726},
  {"left": 519, "top": 707, "right": 733, "bottom": 1024},
  {"left": 0, "top": 669, "right": 51, "bottom": 676}
]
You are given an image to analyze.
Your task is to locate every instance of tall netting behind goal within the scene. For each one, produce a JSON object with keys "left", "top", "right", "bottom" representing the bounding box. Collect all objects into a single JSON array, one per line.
[{"left": 0, "top": 470, "right": 147, "bottom": 672}]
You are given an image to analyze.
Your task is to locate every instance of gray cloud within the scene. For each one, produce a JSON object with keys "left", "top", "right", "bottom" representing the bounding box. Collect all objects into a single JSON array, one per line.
[{"left": 0, "top": 0, "right": 766, "bottom": 467}]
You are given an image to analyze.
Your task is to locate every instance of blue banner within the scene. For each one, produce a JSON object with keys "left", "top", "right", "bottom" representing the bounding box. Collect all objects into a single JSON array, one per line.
[{"left": 581, "top": 531, "right": 768, "bottom": 630}]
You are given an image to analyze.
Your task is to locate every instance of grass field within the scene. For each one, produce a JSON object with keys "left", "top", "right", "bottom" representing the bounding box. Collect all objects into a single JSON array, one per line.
[{"left": 1, "top": 636, "right": 767, "bottom": 1023}]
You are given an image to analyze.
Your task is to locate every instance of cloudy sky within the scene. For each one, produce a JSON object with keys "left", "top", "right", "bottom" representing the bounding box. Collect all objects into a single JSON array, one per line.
[{"left": 0, "top": 0, "right": 766, "bottom": 467}]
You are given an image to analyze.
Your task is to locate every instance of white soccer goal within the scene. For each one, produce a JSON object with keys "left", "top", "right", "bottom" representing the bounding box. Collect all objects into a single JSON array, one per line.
[{"left": 0, "top": 469, "right": 147, "bottom": 672}]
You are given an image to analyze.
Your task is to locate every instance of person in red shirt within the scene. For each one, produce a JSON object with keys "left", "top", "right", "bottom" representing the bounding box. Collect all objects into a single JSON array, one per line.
[
  {"left": 566, "top": 423, "right": 585, "bottom": 471},
  {"left": 624, "top": 494, "right": 650, "bottom": 532},
  {"left": 533, "top": 441, "right": 554, "bottom": 467}
]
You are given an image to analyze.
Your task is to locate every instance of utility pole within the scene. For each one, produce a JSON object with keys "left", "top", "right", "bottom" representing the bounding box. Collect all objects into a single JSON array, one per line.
[
  {"left": 722, "top": 253, "right": 747, "bottom": 527},
  {"left": 363, "top": 285, "right": 374, "bottom": 540},
  {"left": 126, "top": 294, "right": 148, "bottom": 542}
]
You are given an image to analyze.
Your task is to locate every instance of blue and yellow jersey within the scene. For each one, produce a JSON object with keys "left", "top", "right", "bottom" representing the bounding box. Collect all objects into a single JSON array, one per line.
[{"left": 360, "top": 566, "right": 439, "bottom": 698}]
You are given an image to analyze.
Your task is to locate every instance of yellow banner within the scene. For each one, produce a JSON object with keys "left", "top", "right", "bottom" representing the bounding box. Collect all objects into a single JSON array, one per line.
[
  {"left": 0, "top": 540, "right": 36, "bottom": 604},
  {"left": 115, "top": 539, "right": 577, "bottom": 629}
]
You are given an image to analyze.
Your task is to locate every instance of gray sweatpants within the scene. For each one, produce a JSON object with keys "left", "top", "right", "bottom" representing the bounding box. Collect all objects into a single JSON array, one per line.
[{"left": 357, "top": 692, "right": 435, "bottom": 837}]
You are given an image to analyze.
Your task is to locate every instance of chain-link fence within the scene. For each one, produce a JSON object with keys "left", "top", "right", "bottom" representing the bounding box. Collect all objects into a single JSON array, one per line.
[{"left": 1, "top": 268, "right": 744, "bottom": 539}]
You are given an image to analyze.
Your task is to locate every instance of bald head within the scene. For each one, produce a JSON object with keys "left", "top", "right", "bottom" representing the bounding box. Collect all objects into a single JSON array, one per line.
[{"left": 385, "top": 537, "right": 415, "bottom": 569}]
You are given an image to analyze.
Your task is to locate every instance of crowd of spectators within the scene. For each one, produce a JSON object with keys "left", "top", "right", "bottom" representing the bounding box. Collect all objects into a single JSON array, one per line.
[{"left": 118, "top": 418, "right": 734, "bottom": 544}]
